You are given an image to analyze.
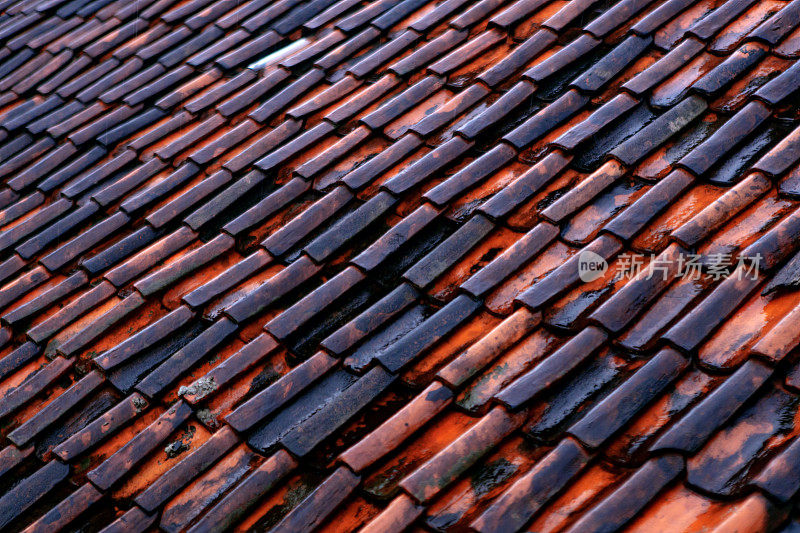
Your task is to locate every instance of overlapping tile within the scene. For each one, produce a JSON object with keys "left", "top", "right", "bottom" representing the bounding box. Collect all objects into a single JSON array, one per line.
[{"left": 2, "top": 0, "right": 800, "bottom": 530}]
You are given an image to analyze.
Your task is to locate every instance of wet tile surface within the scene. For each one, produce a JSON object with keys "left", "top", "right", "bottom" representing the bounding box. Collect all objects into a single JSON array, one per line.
[{"left": 2, "top": 0, "right": 800, "bottom": 531}]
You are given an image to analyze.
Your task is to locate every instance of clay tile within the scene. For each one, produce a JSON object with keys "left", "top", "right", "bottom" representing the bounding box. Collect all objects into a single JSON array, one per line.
[
  {"left": 503, "top": 89, "right": 589, "bottom": 150},
  {"left": 651, "top": 359, "right": 771, "bottom": 454},
  {"left": 751, "top": 300, "right": 800, "bottom": 363},
  {"left": 342, "top": 133, "right": 423, "bottom": 190},
  {"left": 22, "top": 482, "right": 102, "bottom": 533},
  {"left": 479, "top": 150, "right": 572, "bottom": 219},
  {"left": 437, "top": 309, "right": 538, "bottom": 389},
  {"left": 763, "top": 246, "right": 800, "bottom": 297},
  {"left": 752, "top": 122, "right": 800, "bottom": 177},
  {"left": 0, "top": 460, "right": 69, "bottom": 530},
  {"left": 320, "top": 282, "right": 416, "bottom": 355},
  {"left": 154, "top": 113, "right": 227, "bottom": 162},
  {"left": 748, "top": 0, "right": 800, "bottom": 45},
  {"left": 410, "top": 84, "right": 489, "bottom": 139},
  {"left": 1, "top": 95, "right": 62, "bottom": 132},
  {"left": 688, "top": 385, "right": 800, "bottom": 496},
  {"left": 569, "top": 348, "right": 687, "bottom": 448},
  {"left": 266, "top": 266, "right": 364, "bottom": 340},
  {"left": 186, "top": 29, "right": 248, "bottom": 68},
  {"left": 325, "top": 74, "right": 400, "bottom": 125},
  {"left": 341, "top": 379, "right": 450, "bottom": 471},
  {"left": 376, "top": 0, "right": 432, "bottom": 30},
  {"left": 753, "top": 59, "right": 800, "bottom": 105},
  {"left": 429, "top": 29, "right": 504, "bottom": 76},
  {"left": 55, "top": 399, "right": 147, "bottom": 457},
  {"left": 518, "top": 235, "right": 623, "bottom": 309},
  {"left": 2, "top": 271, "right": 86, "bottom": 326},
  {"left": 479, "top": 29, "right": 557, "bottom": 88},
  {"left": 494, "top": 326, "right": 608, "bottom": 409},
  {"left": 688, "top": 0, "right": 758, "bottom": 41},
  {"left": 457, "top": 82, "right": 535, "bottom": 140},
  {"left": 8, "top": 370, "right": 104, "bottom": 447},
  {"left": 425, "top": 143, "right": 517, "bottom": 205},
  {"left": 362, "top": 76, "right": 443, "bottom": 130},
  {"left": 553, "top": 95, "right": 637, "bottom": 151},
  {"left": 182, "top": 332, "right": 278, "bottom": 404},
  {"left": 776, "top": 24, "right": 800, "bottom": 57},
  {"left": 450, "top": 0, "right": 504, "bottom": 29},
  {"left": 349, "top": 29, "right": 420, "bottom": 79},
  {"left": 249, "top": 69, "right": 325, "bottom": 123},
  {"left": 663, "top": 265, "right": 763, "bottom": 352},
  {"left": 225, "top": 255, "right": 320, "bottom": 323},
  {"left": 739, "top": 206, "right": 800, "bottom": 271},
  {"left": 224, "top": 178, "right": 310, "bottom": 237},
  {"left": 0, "top": 137, "right": 54, "bottom": 180},
  {"left": 524, "top": 34, "right": 601, "bottom": 82},
  {"left": 81, "top": 227, "right": 157, "bottom": 276},
  {"left": 135, "top": 425, "right": 239, "bottom": 512},
  {"left": 270, "top": 467, "right": 359, "bottom": 532},
  {"left": 75, "top": 58, "right": 144, "bottom": 103},
  {"left": 384, "top": 136, "right": 474, "bottom": 195},
  {"left": 586, "top": 0, "right": 659, "bottom": 38},
  {"left": 403, "top": 215, "right": 494, "bottom": 289},
  {"left": 542, "top": 161, "right": 627, "bottom": 223},
  {"left": 57, "top": 291, "right": 146, "bottom": 358},
  {"left": 589, "top": 243, "right": 688, "bottom": 332},
  {"left": 8, "top": 142, "right": 74, "bottom": 191},
  {"left": 122, "top": 164, "right": 201, "bottom": 215},
  {"left": 282, "top": 30, "right": 345, "bottom": 68},
  {"left": 95, "top": 306, "right": 195, "bottom": 370},
  {"left": 136, "top": 317, "right": 238, "bottom": 397},
  {"left": 273, "top": 366, "right": 395, "bottom": 456},
  {"left": 573, "top": 34, "right": 652, "bottom": 93},
  {"left": 410, "top": 0, "right": 471, "bottom": 32},
  {"left": 672, "top": 172, "right": 771, "bottom": 248},
  {"left": 25, "top": 281, "right": 112, "bottom": 345},
  {"left": 217, "top": 30, "right": 282, "bottom": 69},
  {"left": 400, "top": 406, "right": 522, "bottom": 502},
  {"left": 255, "top": 122, "right": 335, "bottom": 172},
  {"left": 0, "top": 355, "right": 72, "bottom": 418},
  {"left": 565, "top": 455, "right": 684, "bottom": 533},
  {"left": 389, "top": 29, "right": 468, "bottom": 77},
  {"left": 360, "top": 494, "right": 423, "bottom": 533},
  {"left": 88, "top": 157, "right": 163, "bottom": 208},
  {"left": 604, "top": 168, "right": 695, "bottom": 241},
  {"left": 0, "top": 266, "right": 50, "bottom": 312},
  {"left": 296, "top": 126, "right": 371, "bottom": 180},
  {"left": 0, "top": 198, "right": 72, "bottom": 254},
  {"left": 304, "top": 190, "right": 396, "bottom": 262},
  {"left": 751, "top": 433, "right": 800, "bottom": 502},
  {"left": 156, "top": 67, "right": 222, "bottom": 110},
  {"left": 40, "top": 211, "right": 128, "bottom": 271},
  {"left": 629, "top": 0, "right": 692, "bottom": 35},
  {"left": 223, "top": 120, "right": 302, "bottom": 174},
  {"left": 377, "top": 294, "right": 481, "bottom": 372},
  {"left": 17, "top": 202, "right": 99, "bottom": 260},
  {"left": 315, "top": 27, "right": 380, "bottom": 71},
  {"left": 262, "top": 186, "right": 353, "bottom": 257},
  {"left": 226, "top": 350, "right": 337, "bottom": 432},
  {"left": 186, "top": 450, "right": 296, "bottom": 532},
  {"left": 85, "top": 399, "right": 189, "bottom": 486},
  {"left": 691, "top": 41, "right": 767, "bottom": 96},
  {"left": 613, "top": 95, "right": 708, "bottom": 167},
  {"left": 471, "top": 437, "right": 590, "bottom": 533},
  {"left": 158, "top": 170, "right": 230, "bottom": 229},
  {"left": 184, "top": 70, "right": 255, "bottom": 114},
  {"left": 105, "top": 226, "right": 196, "bottom": 287}
]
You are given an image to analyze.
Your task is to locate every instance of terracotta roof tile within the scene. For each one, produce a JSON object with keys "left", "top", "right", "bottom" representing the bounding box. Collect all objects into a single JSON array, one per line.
[{"left": 3, "top": 0, "right": 800, "bottom": 529}]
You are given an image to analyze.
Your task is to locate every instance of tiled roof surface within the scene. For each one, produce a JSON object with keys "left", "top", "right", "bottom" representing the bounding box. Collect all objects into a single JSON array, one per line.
[{"left": 2, "top": 0, "right": 800, "bottom": 530}]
